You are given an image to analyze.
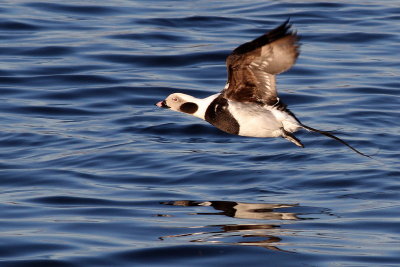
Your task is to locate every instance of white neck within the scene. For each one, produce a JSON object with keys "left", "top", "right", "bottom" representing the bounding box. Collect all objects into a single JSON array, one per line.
[{"left": 191, "top": 93, "right": 220, "bottom": 120}]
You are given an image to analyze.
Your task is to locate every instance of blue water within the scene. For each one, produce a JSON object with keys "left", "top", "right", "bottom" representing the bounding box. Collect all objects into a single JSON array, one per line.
[{"left": 1, "top": 1, "right": 399, "bottom": 266}]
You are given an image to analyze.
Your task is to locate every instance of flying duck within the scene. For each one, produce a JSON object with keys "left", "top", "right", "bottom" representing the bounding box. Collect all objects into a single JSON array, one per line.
[{"left": 156, "top": 20, "right": 368, "bottom": 157}]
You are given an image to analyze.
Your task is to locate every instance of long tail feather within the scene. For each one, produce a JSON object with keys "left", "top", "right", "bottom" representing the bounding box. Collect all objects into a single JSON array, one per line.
[{"left": 301, "top": 124, "right": 371, "bottom": 158}]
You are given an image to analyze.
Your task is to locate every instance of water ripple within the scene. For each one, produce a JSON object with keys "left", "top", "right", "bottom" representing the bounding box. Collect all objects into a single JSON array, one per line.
[{"left": 25, "top": 2, "right": 120, "bottom": 15}]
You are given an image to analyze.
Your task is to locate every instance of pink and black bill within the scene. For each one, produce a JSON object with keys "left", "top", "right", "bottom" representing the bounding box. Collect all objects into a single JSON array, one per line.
[{"left": 155, "top": 100, "right": 170, "bottom": 108}]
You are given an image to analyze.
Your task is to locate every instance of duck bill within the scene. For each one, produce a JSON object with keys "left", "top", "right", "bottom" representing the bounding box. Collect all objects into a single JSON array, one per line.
[{"left": 155, "top": 100, "right": 170, "bottom": 108}]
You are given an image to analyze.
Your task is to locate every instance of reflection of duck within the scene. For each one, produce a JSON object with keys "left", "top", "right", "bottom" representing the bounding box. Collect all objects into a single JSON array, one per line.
[
  {"left": 160, "top": 200, "right": 302, "bottom": 251},
  {"left": 162, "top": 200, "right": 299, "bottom": 220}
]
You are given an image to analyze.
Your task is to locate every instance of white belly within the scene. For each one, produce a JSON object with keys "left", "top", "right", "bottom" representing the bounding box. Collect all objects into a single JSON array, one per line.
[
  {"left": 269, "top": 107, "right": 302, "bottom": 133},
  {"left": 227, "top": 101, "right": 301, "bottom": 138}
]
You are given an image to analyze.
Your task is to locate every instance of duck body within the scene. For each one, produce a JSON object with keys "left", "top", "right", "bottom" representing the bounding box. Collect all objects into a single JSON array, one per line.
[
  {"left": 205, "top": 95, "right": 300, "bottom": 138},
  {"left": 157, "top": 91, "right": 304, "bottom": 147},
  {"left": 155, "top": 20, "right": 369, "bottom": 157}
]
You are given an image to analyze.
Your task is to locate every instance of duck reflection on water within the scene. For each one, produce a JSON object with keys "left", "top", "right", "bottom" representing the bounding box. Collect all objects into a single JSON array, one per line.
[
  {"left": 163, "top": 200, "right": 299, "bottom": 220},
  {"left": 159, "top": 200, "right": 305, "bottom": 251}
]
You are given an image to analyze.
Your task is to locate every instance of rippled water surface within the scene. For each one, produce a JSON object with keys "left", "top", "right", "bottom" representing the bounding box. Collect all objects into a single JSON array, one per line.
[{"left": 1, "top": 1, "right": 399, "bottom": 266}]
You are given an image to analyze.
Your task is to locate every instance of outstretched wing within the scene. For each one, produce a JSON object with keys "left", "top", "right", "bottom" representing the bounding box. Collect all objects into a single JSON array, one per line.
[{"left": 222, "top": 20, "right": 300, "bottom": 105}]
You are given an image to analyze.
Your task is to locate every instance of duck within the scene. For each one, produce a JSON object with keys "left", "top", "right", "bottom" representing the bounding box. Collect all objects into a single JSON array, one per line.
[{"left": 156, "top": 20, "right": 368, "bottom": 157}]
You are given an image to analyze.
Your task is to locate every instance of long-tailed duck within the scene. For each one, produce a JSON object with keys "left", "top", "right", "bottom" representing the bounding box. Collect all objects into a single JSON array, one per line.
[{"left": 156, "top": 20, "right": 368, "bottom": 157}]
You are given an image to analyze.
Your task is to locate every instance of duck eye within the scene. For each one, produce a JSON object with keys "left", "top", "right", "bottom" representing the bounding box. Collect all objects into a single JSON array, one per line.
[{"left": 172, "top": 97, "right": 178, "bottom": 102}]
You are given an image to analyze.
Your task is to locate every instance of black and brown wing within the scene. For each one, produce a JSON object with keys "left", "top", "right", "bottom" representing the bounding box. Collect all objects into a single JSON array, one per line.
[{"left": 222, "top": 20, "right": 300, "bottom": 105}]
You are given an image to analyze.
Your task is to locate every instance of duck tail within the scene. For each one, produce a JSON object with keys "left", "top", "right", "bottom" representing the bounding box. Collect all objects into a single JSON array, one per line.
[{"left": 301, "top": 124, "right": 371, "bottom": 158}]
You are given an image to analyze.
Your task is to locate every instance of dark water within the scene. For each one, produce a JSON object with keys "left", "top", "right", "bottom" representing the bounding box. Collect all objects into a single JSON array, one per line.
[{"left": 1, "top": 1, "right": 399, "bottom": 266}]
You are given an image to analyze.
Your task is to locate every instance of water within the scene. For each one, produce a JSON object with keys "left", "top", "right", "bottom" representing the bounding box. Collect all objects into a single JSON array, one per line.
[{"left": 1, "top": 1, "right": 399, "bottom": 266}]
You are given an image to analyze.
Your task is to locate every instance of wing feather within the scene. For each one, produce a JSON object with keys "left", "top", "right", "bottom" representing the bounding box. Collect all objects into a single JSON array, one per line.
[{"left": 222, "top": 20, "right": 300, "bottom": 105}]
